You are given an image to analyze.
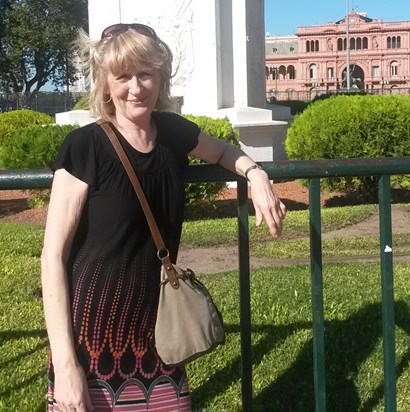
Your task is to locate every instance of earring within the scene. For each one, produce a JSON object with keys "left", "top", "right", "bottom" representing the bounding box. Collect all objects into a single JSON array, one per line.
[{"left": 104, "top": 94, "right": 112, "bottom": 104}]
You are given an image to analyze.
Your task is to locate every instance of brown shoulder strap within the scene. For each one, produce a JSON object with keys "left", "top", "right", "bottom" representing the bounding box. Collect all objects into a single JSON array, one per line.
[{"left": 97, "top": 120, "right": 178, "bottom": 286}]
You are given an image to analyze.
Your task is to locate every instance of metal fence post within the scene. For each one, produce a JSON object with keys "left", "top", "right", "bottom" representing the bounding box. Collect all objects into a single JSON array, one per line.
[
  {"left": 309, "top": 178, "right": 326, "bottom": 412},
  {"left": 378, "top": 175, "right": 396, "bottom": 412},
  {"left": 237, "top": 178, "right": 253, "bottom": 411}
]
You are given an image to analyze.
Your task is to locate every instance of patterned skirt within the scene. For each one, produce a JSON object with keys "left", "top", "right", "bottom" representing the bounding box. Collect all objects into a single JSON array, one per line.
[{"left": 47, "top": 375, "right": 191, "bottom": 411}]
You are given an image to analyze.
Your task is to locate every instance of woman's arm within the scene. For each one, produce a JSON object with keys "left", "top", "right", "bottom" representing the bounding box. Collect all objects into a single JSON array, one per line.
[
  {"left": 41, "top": 168, "right": 94, "bottom": 411},
  {"left": 189, "top": 131, "right": 286, "bottom": 237}
]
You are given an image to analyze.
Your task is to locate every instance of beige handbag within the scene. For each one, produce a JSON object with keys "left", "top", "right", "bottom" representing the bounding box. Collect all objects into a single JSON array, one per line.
[{"left": 99, "top": 121, "right": 225, "bottom": 367}]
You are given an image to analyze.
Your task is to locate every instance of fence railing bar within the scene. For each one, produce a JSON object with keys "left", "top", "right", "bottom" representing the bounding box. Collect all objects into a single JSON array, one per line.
[
  {"left": 0, "top": 168, "right": 53, "bottom": 189},
  {"left": 309, "top": 178, "right": 327, "bottom": 412},
  {"left": 2, "top": 157, "right": 410, "bottom": 188},
  {"left": 185, "top": 157, "right": 410, "bottom": 182},
  {"left": 378, "top": 175, "right": 397, "bottom": 412}
]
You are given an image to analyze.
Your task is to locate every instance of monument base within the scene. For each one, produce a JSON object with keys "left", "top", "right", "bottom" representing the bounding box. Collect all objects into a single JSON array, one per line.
[
  {"left": 215, "top": 106, "right": 290, "bottom": 162},
  {"left": 55, "top": 110, "right": 95, "bottom": 127}
]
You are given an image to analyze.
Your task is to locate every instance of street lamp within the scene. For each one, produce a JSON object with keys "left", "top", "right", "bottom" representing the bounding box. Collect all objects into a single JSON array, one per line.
[
  {"left": 380, "top": 78, "right": 389, "bottom": 94},
  {"left": 274, "top": 65, "right": 278, "bottom": 98}
]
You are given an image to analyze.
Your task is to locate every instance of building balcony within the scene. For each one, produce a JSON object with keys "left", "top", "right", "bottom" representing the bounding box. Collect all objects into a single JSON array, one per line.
[{"left": 370, "top": 76, "right": 408, "bottom": 85}]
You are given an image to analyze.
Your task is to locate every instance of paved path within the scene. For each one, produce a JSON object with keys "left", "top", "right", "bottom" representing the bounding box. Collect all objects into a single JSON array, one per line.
[{"left": 178, "top": 205, "right": 410, "bottom": 274}]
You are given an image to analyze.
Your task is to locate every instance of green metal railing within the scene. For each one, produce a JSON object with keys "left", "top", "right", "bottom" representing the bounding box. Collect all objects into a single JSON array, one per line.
[{"left": 1, "top": 156, "right": 410, "bottom": 412}]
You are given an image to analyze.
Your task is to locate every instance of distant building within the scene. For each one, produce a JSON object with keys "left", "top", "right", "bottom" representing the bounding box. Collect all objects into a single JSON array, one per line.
[{"left": 265, "top": 11, "right": 410, "bottom": 100}]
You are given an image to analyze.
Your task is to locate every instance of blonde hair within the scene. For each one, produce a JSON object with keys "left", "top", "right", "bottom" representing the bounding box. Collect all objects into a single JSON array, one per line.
[{"left": 77, "top": 28, "right": 173, "bottom": 120}]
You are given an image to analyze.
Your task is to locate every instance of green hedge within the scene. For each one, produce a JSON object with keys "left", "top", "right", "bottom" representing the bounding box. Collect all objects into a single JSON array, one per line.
[
  {"left": 0, "top": 124, "right": 79, "bottom": 169},
  {"left": 285, "top": 94, "right": 410, "bottom": 197},
  {"left": 0, "top": 123, "right": 80, "bottom": 208},
  {"left": 73, "top": 95, "right": 90, "bottom": 110},
  {"left": 183, "top": 115, "right": 239, "bottom": 205},
  {"left": 268, "top": 100, "right": 310, "bottom": 115},
  {"left": 0, "top": 110, "right": 54, "bottom": 147}
]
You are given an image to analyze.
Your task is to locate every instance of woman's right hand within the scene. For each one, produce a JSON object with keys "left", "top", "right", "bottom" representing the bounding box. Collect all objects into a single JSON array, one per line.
[{"left": 54, "top": 364, "right": 94, "bottom": 412}]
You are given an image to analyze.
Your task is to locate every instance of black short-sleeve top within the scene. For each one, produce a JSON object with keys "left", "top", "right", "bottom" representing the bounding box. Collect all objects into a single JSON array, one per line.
[{"left": 53, "top": 111, "right": 200, "bottom": 268}]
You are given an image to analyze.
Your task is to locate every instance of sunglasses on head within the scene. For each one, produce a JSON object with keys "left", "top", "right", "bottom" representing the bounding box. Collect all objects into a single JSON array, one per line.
[{"left": 101, "top": 23, "right": 158, "bottom": 41}]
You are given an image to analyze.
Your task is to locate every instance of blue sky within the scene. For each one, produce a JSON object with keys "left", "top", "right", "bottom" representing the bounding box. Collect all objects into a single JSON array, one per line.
[{"left": 265, "top": 0, "right": 410, "bottom": 36}]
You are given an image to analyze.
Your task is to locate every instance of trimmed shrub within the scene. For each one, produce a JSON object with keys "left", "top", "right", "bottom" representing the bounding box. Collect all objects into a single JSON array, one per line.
[
  {"left": 0, "top": 123, "right": 79, "bottom": 209},
  {"left": 311, "top": 90, "right": 367, "bottom": 103},
  {"left": 268, "top": 100, "right": 310, "bottom": 115},
  {"left": 286, "top": 94, "right": 410, "bottom": 198},
  {"left": 0, "top": 110, "right": 54, "bottom": 147},
  {"left": 0, "top": 124, "right": 79, "bottom": 169},
  {"left": 73, "top": 94, "right": 90, "bottom": 110},
  {"left": 183, "top": 115, "right": 240, "bottom": 205}
]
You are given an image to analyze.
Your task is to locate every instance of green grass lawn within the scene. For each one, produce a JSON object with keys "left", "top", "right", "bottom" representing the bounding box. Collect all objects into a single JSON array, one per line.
[
  {"left": 181, "top": 204, "right": 375, "bottom": 246},
  {"left": 1, "top": 205, "right": 409, "bottom": 411}
]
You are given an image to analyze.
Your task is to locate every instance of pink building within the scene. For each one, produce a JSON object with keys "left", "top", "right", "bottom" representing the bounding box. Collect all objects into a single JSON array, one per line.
[{"left": 265, "top": 11, "right": 410, "bottom": 100}]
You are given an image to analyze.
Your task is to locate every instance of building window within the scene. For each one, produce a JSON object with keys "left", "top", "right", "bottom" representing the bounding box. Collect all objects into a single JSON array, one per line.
[
  {"left": 266, "top": 66, "right": 278, "bottom": 80},
  {"left": 278, "top": 65, "right": 287, "bottom": 80},
  {"left": 327, "top": 67, "right": 334, "bottom": 79},
  {"left": 372, "top": 65, "right": 380, "bottom": 78},
  {"left": 363, "top": 37, "right": 368, "bottom": 49},
  {"left": 388, "top": 36, "right": 401, "bottom": 49},
  {"left": 350, "top": 38, "right": 355, "bottom": 50},
  {"left": 307, "top": 40, "right": 319, "bottom": 52},
  {"left": 390, "top": 61, "right": 398, "bottom": 76},
  {"left": 266, "top": 66, "right": 277, "bottom": 80},
  {"left": 287, "top": 65, "right": 296, "bottom": 80},
  {"left": 337, "top": 38, "right": 343, "bottom": 51},
  {"left": 309, "top": 64, "right": 318, "bottom": 79},
  {"left": 357, "top": 37, "right": 362, "bottom": 49}
]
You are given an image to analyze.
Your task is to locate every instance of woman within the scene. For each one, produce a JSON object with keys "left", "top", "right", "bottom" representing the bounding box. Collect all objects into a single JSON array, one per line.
[{"left": 41, "top": 23, "right": 286, "bottom": 412}]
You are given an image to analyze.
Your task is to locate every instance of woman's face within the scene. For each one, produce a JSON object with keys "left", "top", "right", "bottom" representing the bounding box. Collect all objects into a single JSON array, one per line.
[{"left": 106, "top": 67, "right": 161, "bottom": 122}]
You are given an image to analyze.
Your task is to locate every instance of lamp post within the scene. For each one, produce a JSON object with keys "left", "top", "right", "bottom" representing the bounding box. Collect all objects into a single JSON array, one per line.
[
  {"left": 275, "top": 65, "right": 278, "bottom": 97},
  {"left": 381, "top": 78, "right": 389, "bottom": 94},
  {"left": 346, "top": 0, "right": 351, "bottom": 91}
]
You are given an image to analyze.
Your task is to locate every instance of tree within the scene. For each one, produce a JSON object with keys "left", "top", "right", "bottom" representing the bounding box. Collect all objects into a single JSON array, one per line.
[
  {"left": 0, "top": 0, "right": 87, "bottom": 98},
  {"left": 0, "top": 0, "right": 12, "bottom": 93}
]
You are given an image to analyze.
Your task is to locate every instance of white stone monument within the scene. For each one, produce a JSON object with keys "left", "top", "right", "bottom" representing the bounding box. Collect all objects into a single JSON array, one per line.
[{"left": 63, "top": 0, "right": 290, "bottom": 161}]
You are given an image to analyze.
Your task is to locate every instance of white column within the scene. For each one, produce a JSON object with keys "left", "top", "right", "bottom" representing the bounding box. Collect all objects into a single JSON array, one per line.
[{"left": 231, "top": 0, "right": 266, "bottom": 109}]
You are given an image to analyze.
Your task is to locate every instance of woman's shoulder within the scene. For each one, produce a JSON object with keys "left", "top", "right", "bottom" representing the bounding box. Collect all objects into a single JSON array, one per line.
[
  {"left": 62, "top": 122, "right": 103, "bottom": 148},
  {"left": 152, "top": 111, "right": 200, "bottom": 154},
  {"left": 53, "top": 122, "right": 103, "bottom": 183},
  {"left": 153, "top": 111, "right": 200, "bottom": 136},
  {"left": 152, "top": 111, "right": 196, "bottom": 126},
  {"left": 65, "top": 122, "right": 100, "bottom": 139}
]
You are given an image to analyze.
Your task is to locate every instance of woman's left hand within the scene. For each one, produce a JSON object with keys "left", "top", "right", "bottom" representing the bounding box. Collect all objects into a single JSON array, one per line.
[{"left": 247, "top": 168, "right": 286, "bottom": 238}]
